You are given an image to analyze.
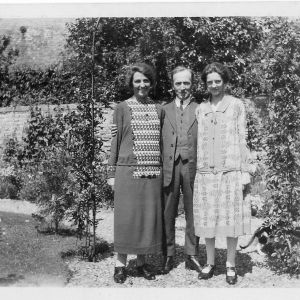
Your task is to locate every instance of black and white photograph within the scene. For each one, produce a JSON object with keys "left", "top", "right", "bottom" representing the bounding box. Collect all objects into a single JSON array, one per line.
[{"left": 0, "top": 0, "right": 299, "bottom": 296}]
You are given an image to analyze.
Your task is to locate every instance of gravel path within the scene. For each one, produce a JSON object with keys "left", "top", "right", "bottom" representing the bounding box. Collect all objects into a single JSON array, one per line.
[
  {"left": 67, "top": 210, "right": 300, "bottom": 288},
  {"left": 1, "top": 200, "right": 299, "bottom": 287},
  {"left": 0, "top": 199, "right": 38, "bottom": 215}
]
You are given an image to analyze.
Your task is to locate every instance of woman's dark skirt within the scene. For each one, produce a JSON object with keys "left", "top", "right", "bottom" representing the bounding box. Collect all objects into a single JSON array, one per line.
[{"left": 114, "top": 165, "right": 163, "bottom": 254}]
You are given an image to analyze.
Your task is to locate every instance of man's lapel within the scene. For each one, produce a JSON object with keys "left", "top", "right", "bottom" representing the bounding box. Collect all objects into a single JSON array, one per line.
[
  {"left": 187, "top": 101, "right": 198, "bottom": 130},
  {"left": 164, "top": 101, "right": 177, "bottom": 131}
]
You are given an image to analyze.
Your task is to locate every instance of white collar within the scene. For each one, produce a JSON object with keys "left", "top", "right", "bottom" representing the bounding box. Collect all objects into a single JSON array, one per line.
[{"left": 175, "top": 97, "right": 191, "bottom": 108}]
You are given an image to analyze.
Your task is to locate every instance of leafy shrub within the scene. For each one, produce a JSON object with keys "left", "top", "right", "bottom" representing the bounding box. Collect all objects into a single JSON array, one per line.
[
  {"left": 0, "top": 138, "right": 23, "bottom": 199},
  {"left": 16, "top": 101, "right": 113, "bottom": 245},
  {"left": 0, "top": 175, "right": 19, "bottom": 199},
  {"left": 19, "top": 147, "right": 75, "bottom": 232},
  {"left": 260, "top": 18, "right": 300, "bottom": 275},
  {"left": 18, "top": 169, "right": 43, "bottom": 203}
]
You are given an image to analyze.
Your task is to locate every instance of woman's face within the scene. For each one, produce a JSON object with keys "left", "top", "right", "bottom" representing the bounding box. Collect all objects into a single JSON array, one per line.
[
  {"left": 132, "top": 72, "right": 151, "bottom": 99},
  {"left": 206, "top": 72, "right": 225, "bottom": 98}
]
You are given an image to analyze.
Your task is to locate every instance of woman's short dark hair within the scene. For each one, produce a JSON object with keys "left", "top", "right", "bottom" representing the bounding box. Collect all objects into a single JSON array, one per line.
[
  {"left": 201, "top": 62, "right": 231, "bottom": 86},
  {"left": 127, "top": 63, "right": 156, "bottom": 89}
]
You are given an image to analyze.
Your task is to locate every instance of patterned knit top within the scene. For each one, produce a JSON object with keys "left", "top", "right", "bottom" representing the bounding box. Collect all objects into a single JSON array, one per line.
[
  {"left": 108, "top": 97, "right": 162, "bottom": 179},
  {"left": 126, "top": 98, "right": 161, "bottom": 178}
]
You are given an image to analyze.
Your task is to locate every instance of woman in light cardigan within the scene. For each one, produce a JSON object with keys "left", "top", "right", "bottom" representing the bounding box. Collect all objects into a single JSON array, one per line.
[{"left": 193, "top": 62, "right": 255, "bottom": 285}]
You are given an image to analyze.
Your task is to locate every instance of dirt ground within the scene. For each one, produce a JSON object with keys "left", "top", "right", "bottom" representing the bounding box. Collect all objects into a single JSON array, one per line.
[{"left": 1, "top": 199, "right": 299, "bottom": 288}]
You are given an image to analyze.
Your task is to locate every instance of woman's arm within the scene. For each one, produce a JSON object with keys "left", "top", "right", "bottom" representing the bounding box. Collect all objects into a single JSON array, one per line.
[
  {"left": 107, "top": 103, "right": 123, "bottom": 188},
  {"left": 237, "top": 100, "right": 255, "bottom": 186},
  {"left": 159, "top": 104, "right": 165, "bottom": 162}
]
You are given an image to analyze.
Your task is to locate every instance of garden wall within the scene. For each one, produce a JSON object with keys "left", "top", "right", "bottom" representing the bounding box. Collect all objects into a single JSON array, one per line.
[{"left": 0, "top": 103, "right": 114, "bottom": 158}]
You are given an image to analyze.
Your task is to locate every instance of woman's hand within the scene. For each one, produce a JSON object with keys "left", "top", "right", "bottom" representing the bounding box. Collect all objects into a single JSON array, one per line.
[
  {"left": 107, "top": 178, "right": 115, "bottom": 191},
  {"left": 110, "top": 124, "right": 117, "bottom": 137},
  {"left": 242, "top": 172, "right": 251, "bottom": 191}
]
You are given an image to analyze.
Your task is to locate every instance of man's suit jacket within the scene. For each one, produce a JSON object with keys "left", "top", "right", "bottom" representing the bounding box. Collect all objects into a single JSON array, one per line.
[{"left": 161, "top": 100, "right": 198, "bottom": 188}]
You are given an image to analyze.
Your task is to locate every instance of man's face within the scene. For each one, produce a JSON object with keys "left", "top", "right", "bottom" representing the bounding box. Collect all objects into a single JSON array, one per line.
[{"left": 172, "top": 70, "right": 192, "bottom": 101}]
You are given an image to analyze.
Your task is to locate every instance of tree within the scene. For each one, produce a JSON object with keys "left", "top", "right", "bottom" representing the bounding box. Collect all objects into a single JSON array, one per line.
[
  {"left": 258, "top": 17, "right": 300, "bottom": 274},
  {"left": 64, "top": 17, "right": 264, "bottom": 103}
]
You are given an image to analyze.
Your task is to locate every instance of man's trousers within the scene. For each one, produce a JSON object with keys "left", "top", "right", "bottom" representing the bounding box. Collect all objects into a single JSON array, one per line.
[{"left": 163, "top": 157, "right": 199, "bottom": 256}]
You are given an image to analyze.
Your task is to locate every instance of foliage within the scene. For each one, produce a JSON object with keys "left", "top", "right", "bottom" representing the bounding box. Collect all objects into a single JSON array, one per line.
[
  {"left": 16, "top": 103, "right": 113, "bottom": 249},
  {"left": 259, "top": 18, "right": 300, "bottom": 275},
  {"left": 0, "top": 165, "right": 19, "bottom": 199},
  {"left": 0, "top": 18, "right": 266, "bottom": 148},
  {"left": 243, "top": 98, "right": 263, "bottom": 151},
  {"left": 0, "top": 138, "right": 23, "bottom": 199},
  {"left": 21, "top": 107, "right": 66, "bottom": 163},
  {"left": 19, "top": 147, "right": 75, "bottom": 232},
  {"left": 0, "top": 35, "right": 19, "bottom": 106},
  {"left": 64, "top": 17, "right": 264, "bottom": 103},
  {"left": 2, "top": 66, "right": 80, "bottom": 106}
]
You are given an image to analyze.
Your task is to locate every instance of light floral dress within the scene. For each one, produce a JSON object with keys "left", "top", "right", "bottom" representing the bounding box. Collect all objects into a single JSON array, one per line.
[{"left": 193, "top": 95, "right": 254, "bottom": 238}]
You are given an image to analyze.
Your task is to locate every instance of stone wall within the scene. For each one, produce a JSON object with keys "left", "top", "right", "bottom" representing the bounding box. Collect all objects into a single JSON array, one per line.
[{"left": 0, "top": 103, "right": 115, "bottom": 158}]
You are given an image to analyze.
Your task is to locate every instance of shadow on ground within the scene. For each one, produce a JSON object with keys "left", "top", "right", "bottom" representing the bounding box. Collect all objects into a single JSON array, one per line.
[
  {"left": 0, "top": 274, "right": 25, "bottom": 287},
  {"left": 123, "top": 243, "right": 253, "bottom": 277},
  {"left": 60, "top": 241, "right": 115, "bottom": 262}
]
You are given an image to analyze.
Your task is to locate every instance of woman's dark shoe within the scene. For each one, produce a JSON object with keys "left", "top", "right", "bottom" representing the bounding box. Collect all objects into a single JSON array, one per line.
[
  {"left": 114, "top": 266, "right": 127, "bottom": 284},
  {"left": 226, "top": 267, "right": 237, "bottom": 285},
  {"left": 162, "top": 256, "right": 174, "bottom": 274},
  {"left": 136, "top": 264, "right": 156, "bottom": 280},
  {"left": 185, "top": 255, "right": 202, "bottom": 273},
  {"left": 198, "top": 264, "right": 215, "bottom": 280}
]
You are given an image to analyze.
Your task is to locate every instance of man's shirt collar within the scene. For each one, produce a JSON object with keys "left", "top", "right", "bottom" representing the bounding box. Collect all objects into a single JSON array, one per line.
[{"left": 174, "top": 96, "right": 192, "bottom": 109}]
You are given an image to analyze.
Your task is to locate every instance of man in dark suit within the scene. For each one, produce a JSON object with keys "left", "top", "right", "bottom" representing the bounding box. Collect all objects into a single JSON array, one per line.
[{"left": 161, "top": 66, "right": 201, "bottom": 274}]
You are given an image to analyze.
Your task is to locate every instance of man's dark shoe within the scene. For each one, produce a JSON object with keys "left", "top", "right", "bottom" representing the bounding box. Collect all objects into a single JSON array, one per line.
[
  {"left": 136, "top": 264, "right": 156, "bottom": 280},
  {"left": 162, "top": 256, "right": 174, "bottom": 274},
  {"left": 185, "top": 255, "right": 202, "bottom": 273},
  {"left": 113, "top": 266, "right": 127, "bottom": 284},
  {"left": 226, "top": 267, "right": 238, "bottom": 285}
]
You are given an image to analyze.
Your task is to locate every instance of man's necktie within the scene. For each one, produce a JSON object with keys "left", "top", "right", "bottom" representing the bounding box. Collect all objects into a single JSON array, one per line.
[{"left": 180, "top": 100, "right": 184, "bottom": 111}]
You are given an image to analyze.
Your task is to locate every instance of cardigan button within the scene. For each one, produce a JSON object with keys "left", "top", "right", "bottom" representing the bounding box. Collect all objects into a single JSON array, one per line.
[
  {"left": 171, "top": 144, "right": 174, "bottom": 147},
  {"left": 169, "top": 156, "right": 172, "bottom": 160}
]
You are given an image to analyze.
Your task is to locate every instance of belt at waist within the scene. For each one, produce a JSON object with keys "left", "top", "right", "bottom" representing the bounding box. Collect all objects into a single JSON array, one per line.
[{"left": 196, "top": 167, "right": 241, "bottom": 175}]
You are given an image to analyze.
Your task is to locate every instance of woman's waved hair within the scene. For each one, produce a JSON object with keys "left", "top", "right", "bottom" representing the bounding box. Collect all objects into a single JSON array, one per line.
[
  {"left": 201, "top": 62, "right": 231, "bottom": 88},
  {"left": 126, "top": 63, "right": 156, "bottom": 89}
]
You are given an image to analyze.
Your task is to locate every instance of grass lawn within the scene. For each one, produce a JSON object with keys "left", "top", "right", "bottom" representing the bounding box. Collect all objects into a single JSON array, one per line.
[{"left": 0, "top": 211, "right": 84, "bottom": 287}]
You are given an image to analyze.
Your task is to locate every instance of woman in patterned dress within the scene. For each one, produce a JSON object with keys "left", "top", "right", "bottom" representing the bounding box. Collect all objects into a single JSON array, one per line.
[
  {"left": 193, "top": 62, "right": 254, "bottom": 284},
  {"left": 107, "top": 63, "right": 164, "bottom": 284}
]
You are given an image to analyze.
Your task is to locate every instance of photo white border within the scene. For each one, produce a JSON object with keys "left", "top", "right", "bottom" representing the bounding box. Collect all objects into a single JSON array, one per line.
[
  {"left": 0, "top": 1, "right": 299, "bottom": 17},
  {"left": 0, "top": 0, "right": 299, "bottom": 299}
]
